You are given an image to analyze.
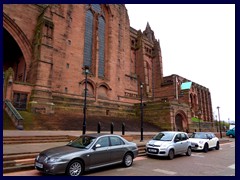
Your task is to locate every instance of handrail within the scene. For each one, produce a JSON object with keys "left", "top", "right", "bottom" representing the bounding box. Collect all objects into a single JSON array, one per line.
[{"left": 4, "top": 99, "right": 23, "bottom": 130}]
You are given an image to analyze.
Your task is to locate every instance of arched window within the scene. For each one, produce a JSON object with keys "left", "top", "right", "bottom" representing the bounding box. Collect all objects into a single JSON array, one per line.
[
  {"left": 83, "top": 4, "right": 106, "bottom": 77},
  {"left": 83, "top": 10, "right": 93, "bottom": 68},
  {"left": 98, "top": 16, "right": 105, "bottom": 77}
]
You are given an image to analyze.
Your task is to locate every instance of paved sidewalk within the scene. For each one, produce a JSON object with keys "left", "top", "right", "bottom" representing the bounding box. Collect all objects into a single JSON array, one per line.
[{"left": 3, "top": 130, "right": 154, "bottom": 155}]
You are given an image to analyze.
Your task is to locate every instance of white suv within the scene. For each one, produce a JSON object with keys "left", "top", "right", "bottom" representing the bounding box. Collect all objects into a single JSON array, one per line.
[
  {"left": 189, "top": 132, "right": 220, "bottom": 152},
  {"left": 146, "top": 131, "right": 192, "bottom": 160}
]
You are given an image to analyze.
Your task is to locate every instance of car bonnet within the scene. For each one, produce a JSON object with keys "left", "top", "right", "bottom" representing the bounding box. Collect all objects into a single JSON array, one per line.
[
  {"left": 40, "top": 145, "right": 87, "bottom": 157},
  {"left": 147, "top": 139, "right": 171, "bottom": 146}
]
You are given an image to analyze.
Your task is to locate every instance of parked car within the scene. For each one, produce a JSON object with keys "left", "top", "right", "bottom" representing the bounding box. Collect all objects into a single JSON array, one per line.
[
  {"left": 145, "top": 131, "right": 192, "bottom": 160},
  {"left": 189, "top": 132, "right": 220, "bottom": 153},
  {"left": 226, "top": 127, "right": 235, "bottom": 138},
  {"left": 35, "top": 133, "right": 138, "bottom": 176}
]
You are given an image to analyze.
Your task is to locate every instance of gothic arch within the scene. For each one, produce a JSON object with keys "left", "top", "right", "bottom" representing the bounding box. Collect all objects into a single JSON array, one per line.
[
  {"left": 79, "top": 78, "right": 96, "bottom": 97},
  {"left": 97, "top": 82, "right": 112, "bottom": 100},
  {"left": 3, "top": 13, "right": 32, "bottom": 76},
  {"left": 97, "top": 82, "right": 112, "bottom": 90},
  {"left": 175, "top": 110, "right": 188, "bottom": 131}
]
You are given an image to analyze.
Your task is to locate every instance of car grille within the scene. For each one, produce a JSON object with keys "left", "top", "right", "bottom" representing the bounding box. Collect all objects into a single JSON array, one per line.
[{"left": 148, "top": 144, "right": 160, "bottom": 147}]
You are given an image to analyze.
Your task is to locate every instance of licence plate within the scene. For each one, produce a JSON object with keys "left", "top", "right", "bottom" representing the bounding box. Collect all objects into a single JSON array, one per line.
[
  {"left": 148, "top": 148, "right": 157, "bottom": 153},
  {"left": 35, "top": 162, "right": 43, "bottom": 168}
]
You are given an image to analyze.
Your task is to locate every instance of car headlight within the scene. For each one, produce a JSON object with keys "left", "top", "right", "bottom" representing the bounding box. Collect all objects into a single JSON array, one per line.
[
  {"left": 47, "top": 157, "right": 61, "bottom": 163},
  {"left": 35, "top": 155, "right": 40, "bottom": 161},
  {"left": 199, "top": 141, "right": 204, "bottom": 144}
]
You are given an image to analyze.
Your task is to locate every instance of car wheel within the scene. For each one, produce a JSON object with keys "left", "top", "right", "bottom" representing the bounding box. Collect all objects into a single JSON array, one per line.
[
  {"left": 66, "top": 160, "right": 84, "bottom": 176},
  {"left": 186, "top": 147, "right": 192, "bottom": 156},
  {"left": 123, "top": 153, "right": 133, "bottom": 167},
  {"left": 203, "top": 143, "right": 209, "bottom": 153},
  {"left": 215, "top": 142, "right": 220, "bottom": 150},
  {"left": 229, "top": 134, "right": 233, "bottom": 138},
  {"left": 168, "top": 149, "right": 174, "bottom": 160}
]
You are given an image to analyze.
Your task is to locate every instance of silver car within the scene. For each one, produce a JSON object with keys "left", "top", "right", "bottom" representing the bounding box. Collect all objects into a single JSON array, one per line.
[
  {"left": 35, "top": 133, "right": 138, "bottom": 176},
  {"left": 146, "top": 131, "right": 192, "bottom": 160}
]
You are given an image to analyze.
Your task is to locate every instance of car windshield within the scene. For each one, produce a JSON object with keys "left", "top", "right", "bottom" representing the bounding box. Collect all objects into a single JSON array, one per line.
[
  {"left": 153, "top": 132, "right": 174, "bottom": 141},
  {"left": 190, "top": 133, "right": 207, "bottom": 139},
  {"left": 67, "top": 136, "right": 96, "bottom": 149}
]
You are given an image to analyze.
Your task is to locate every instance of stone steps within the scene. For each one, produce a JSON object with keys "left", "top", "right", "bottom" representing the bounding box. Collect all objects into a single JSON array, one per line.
[
  {"left": 3, "top": 152, "right": 37, "bottom": 173},
  {"left": 3, "top": 135, "right": 74, "bottom": 144}
]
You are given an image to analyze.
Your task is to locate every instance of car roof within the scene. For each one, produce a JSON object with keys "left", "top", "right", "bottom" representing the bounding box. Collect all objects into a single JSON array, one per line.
[
  {"left": 161, "top": 131, "right": 186, "bottom": 133},
  {"left": 82, "top": 133, "right": 120, "bottom": 138},
  {"left": 159, "top": 131, "right": 186, "bottom": 134},
  {"left": 193, "top": 132, "right": 213, "bottom": 134}
]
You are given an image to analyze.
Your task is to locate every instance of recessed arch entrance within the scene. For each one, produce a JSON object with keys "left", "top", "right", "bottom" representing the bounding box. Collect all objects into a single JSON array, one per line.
[
  {"left": 3, "top": 13, "right": 32, "bottom": 77},
  {"left": 174, "top": 111, "right": 188, "bottom": 132},
  {"left": 3, "top": 13, "right": 33, "bottom": 110}
]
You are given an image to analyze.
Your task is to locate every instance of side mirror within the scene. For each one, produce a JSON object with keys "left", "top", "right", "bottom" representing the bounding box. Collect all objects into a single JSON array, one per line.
[
  {"left": 93, "top": 144, "right": 101, "bottom": 150},
  {"left": 174, "top": 138, "right": 180, "bottom": 142}
]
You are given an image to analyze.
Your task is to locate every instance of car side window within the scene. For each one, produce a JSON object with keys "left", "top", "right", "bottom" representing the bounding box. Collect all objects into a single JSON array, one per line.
[
  {"left": 181, "top": 133, "right": 188, "bottom": 141},
  {"left": 206, "top": 134, "right": 211, "bottom": 139},
  {"left": 211, "top": 133, "right": 216, "bottom": 138},
  {"left": 204, "top": 134, "right": 209, "bottom": 139},
  {"left": 174, "top": 134, "right": 181, "bottom": 142},
  {"left": 210, "top": 133, "right": 214, "bottom": 138},
  {"left": 110, "top": 136, "right": 124, "bottom": 146},
  {"left": 96, "top": 137, "right": 109, "bottom": 148}
]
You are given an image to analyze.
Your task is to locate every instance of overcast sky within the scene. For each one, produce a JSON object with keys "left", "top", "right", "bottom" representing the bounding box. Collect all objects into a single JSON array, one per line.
[{"left": 126, "top": 4, "right": 235, "bottom": 122}]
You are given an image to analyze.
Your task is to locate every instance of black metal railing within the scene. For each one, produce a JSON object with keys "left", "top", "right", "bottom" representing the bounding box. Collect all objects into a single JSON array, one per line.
[{"left": 4, "top": 99, "right": 23, "bottom": 130}]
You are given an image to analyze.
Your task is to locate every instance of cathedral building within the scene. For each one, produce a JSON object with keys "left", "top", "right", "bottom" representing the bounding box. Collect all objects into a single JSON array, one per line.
[{"left": 3, "top": 4, "right": 214, "bottom": 131}]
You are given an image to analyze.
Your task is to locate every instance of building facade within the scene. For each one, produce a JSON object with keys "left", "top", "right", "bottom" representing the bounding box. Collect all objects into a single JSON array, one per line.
[{"left": 3, "top": 4, "right": 214, "bottom": 131}]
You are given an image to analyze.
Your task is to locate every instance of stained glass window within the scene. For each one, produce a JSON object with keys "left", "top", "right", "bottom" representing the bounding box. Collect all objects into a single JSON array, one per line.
[
  {"left": 92, "top": 4, "right": 101, "bottom": 13},
  {"left": 98, "top": 16, "right": 105, "bottom": 77},
  {"left": 83, "top": 10, "right": 93, "bottom": 68}
]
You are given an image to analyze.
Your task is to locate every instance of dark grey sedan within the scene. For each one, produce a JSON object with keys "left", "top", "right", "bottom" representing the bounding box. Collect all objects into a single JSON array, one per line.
[{"left": 35, "top": 133, "right": 138, "bottom": 176}]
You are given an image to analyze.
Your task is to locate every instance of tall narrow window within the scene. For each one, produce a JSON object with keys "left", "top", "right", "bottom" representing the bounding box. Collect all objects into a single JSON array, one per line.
[
  {"left": 92, "top": 4, "right": 101, "bottom": 13},
  {"left": 98, "top": 16, "right": 105, "bottom": 77},
  {"left": 83, "top": 10, "right": 93, "bottom": 68},
  {"left": 83, "top": 4, "right": 107, "bottom": 77},
  {"left": 43, "top": 21, "right": 53, "bottom": 46}
]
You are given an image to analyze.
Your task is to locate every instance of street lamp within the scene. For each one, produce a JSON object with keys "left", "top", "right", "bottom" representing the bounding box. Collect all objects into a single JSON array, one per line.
[
  {"left": 197, "top": 109, "right": 202, "bottom": 132},
  {"left": 82, "top": 65, "right": 89, "bottom": 135},
  {"left": 140, "top": 82, "right": 144, "bottom": 142},
  {"left": 217, "top": 106, "right": 222, "bottom": 138}
]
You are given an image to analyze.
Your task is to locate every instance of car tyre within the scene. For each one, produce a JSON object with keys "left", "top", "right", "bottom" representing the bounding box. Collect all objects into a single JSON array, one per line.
[
  {"left": 215, "top": 142, "right": 220, "bottom": 150},
  {"left": 168, "top": 149, "right": 174, "bottom": 160},
  {"left": 66, "top": 160, "right": 84, "bottom": 176},
  {"left": 203, "top": 143, "right": 209, "bottom": 153},
  {"left": 186, "top": 147, "right": 192, "bottom": 156},
  {"left": 229, "top": 134, "right": 233, "bottom": 138},
  {"left": 123, "top": 153, "right": 133, "bottom": 167}
]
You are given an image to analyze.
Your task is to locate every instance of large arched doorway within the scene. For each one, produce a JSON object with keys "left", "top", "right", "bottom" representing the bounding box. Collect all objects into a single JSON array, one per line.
[
  {"left": 174, "top": 111, "right": 188, "bottom": 132},
  {"left": 3, "top": 28, "right": 28, "bottom": 110},
  {"left": 175, "top": 114, "right": 183, "bottom": 131},
  {"left": 3, "top": 28, "right": 26, "bottom": 81}
]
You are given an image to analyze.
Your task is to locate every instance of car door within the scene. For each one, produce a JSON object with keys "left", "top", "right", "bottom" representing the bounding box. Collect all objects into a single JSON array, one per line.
[
  {"left": 89, "top": 136, "right": 111, "bottom": 168},
  {"left": 173, "top": 133, "right": 184, "bottom": 154},
  {"left": 206, "top": 133, "right": 215, "bottom": 148},
  {"left": 180, "top": 133, "right": 189, "bottom": 153},
  {"left": 109, "top": 136, "right": 126, "bottom": 163}
]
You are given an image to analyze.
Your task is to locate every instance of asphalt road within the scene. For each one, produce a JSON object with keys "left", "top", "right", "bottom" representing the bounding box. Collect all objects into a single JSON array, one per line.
[{"left": 4, "top": 140, "right": 235, "bottom": 176}]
